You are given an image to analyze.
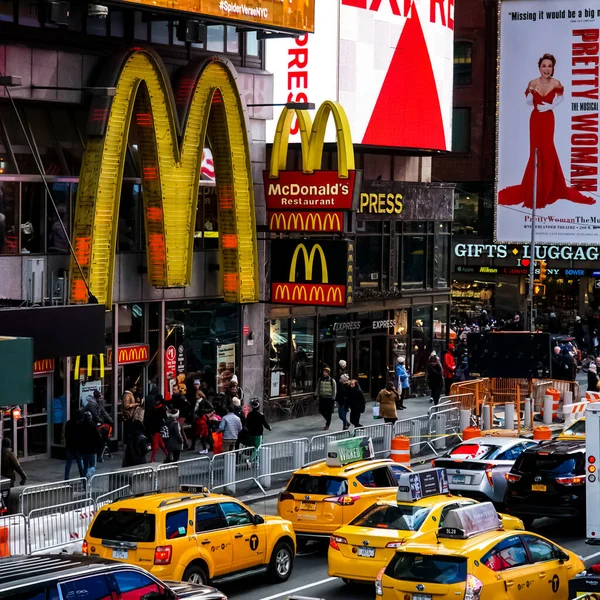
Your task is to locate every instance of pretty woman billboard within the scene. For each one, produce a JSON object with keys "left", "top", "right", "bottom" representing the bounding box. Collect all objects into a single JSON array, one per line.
[{"left": 497, "top": 0, "right": 600, "bottom": 244}]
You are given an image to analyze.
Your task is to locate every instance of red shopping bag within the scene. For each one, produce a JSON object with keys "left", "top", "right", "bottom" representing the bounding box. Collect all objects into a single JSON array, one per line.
[{"left": 212, "top": 431, "right": 223, "bottom": 454}]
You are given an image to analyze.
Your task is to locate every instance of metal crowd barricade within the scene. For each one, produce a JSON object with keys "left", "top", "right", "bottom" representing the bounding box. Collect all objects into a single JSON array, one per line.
[
  {"left": 89, "top": 466, "right": 156, "bottom": 501},
  {"left": 156, "top": 456, "right": 211, "bottom": 493},
  {"left": 94, "top": 485, "right": 132, "bottom": 511},
  {"left": 394, "top": 414, "right": 429, "bottom": 457},
  {"left": 450, "top": 379, "right": 490, "bottom": 416},
  {"left": 0, "top": 513, "right": 29, "bottom": 556},
  {"left": 430, "top": 400, "right": 462, "bottom": 417},
  {"left": 308, "top": 430, "right": 352, "bottom": 463},
  {"left": 211, "top": 447, "right": 263, "bottom": 495},
  {"left": 354, "top": 423, "right": 393, "bottom": 457},
  {"left": 28, "top": 498, "right": 95, "bottom": 554},
  {"left": 256, "top": 439, "right": 310, "bottom": 489},
  {"left": 437, "top": 393, "right": 476, "bottom": 413},
  {"left": 428, "top": 407, "right": 461, "bottom": 455},
  {"left": 19, "top": 478, "right": 87, "bottom": 515}
]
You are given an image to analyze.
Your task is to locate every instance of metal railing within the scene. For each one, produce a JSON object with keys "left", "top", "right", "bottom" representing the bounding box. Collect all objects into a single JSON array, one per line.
[
  {"left": 309, "top": 430, "right": 352, "bottom": 463},
  {"left": 0, "top": 514, "right": 29, "bottom": 556},
  {"left": 156, "top": 456, "right": 211, "bottom": 493},
  {"left": 354, "top": 423, "right": 393, "bottom": 457},
  {"left": 89, "top": 466, "right": 156, "bottom": 502},
  {"left": 19, "top": 478, "right": 87, "bottom": 515}
]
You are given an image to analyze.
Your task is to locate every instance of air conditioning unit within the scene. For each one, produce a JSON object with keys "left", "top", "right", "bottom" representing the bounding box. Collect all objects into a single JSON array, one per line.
[
  {"left": 370, "top": 272, "right": 379, "bottom": 281},
  {"left": 177, "top": 20, "right": 207, "bottom": 43},
  {"left": 45, "top": 1, "right": 70, "bottom": 25}
]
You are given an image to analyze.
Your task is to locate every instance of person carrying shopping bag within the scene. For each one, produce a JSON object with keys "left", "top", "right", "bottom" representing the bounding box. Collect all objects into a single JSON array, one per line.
[{"left": 376, "top": 381, "right": 400, "bottom": 425}]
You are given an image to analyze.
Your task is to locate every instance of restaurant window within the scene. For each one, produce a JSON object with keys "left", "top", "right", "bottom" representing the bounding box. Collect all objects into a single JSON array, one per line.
[
  {"left": 390, "top": 309, "right": 409, "bottom": 367},
  {"left": 454, "top": 41, "right": 473, "bottom": 86},
  {"left": 435, "top": 222, "right": 451, "bottom": 289},
  {"left": 21, "top": 182, "right": 45, "bottom": 254},
  {"left": 118, "top": 183, "right": 143, "bottom": 252},
  {"left": 207, "top": 25, "right": 225, "bottom": 52},
  {"left": 110, "top": 10, "right": 125, "bottom": 37},
  {"left": 118, "top": 304, "right": 147, "bottom": 400},
  {"left": 47, "top": 183, "right": 70, "bottom": 254},
  {"left": 412, "top": 306, "right": 432, "bottom": 376},
  {"left": 134, "top": 11, "right": 148, "bottom": 40},
  {"left": 433, "top": 305, "right": 449, "bottom": 356},
  {"left": 226, "top": 26, "right": 239, "bottom": 54},
  {"left": 402, "top": 232, "right": 426, "bottom": 289},
  {"left": 452, "top": 108, "right": 471, "bottom": 153},
  {"left": 356, "top": 220, "right": 385, "bottom": 291},
  {"left": 246, "top": 31, "right": 260, "bottom": 56},
  {"left": 268, "top": 319, "right": 289, "bottom": 398},
  {"left": 151, "top": 19, "right": 170, "bottom": 44},
  {"left": 0, "top": 182, "right": 18, "bottom": 254},
  {"left": 291, "top": 317, "right": 315, "bottom": 394},
  {"left": 194, "top": 184, "right": 219, "bottom": 250}
]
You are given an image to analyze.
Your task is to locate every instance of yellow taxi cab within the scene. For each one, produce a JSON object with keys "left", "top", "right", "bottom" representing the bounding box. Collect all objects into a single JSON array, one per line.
[
  {"left": 277, "top": 436, "right": 411, "bottom": 545},
  {"left": 557, "top": 417, "right": 586, "bottom": 440},
  {"left": 375, "top": 502, "right": 584, "bottom": 600},
  {"left": 328, "top": 468, "right": 524, "bottom": 584},
  {"left": 83, "top": 486, "right": 296, "bottom": 587}
]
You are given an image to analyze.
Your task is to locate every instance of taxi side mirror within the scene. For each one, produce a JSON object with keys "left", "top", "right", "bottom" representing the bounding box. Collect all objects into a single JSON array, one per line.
[
  {"left": 253, "top": 514, "right": 265, "bottom": 525},
  {"left": 557, "top": 551, "right": 569, "bottom": 564}
]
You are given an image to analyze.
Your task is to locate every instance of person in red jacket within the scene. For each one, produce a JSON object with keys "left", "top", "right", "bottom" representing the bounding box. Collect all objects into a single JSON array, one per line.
[{"left": 442, "top": 344, "right": 456, "bottom": 396}]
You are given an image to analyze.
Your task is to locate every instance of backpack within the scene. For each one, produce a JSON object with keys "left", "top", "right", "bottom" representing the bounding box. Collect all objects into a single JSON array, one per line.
[{"left": 159, "top": 420, "right": 170, "bottom": 440}]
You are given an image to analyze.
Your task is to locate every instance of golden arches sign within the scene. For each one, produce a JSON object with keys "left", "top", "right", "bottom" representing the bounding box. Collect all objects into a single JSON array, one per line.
[
  {"left": 70, "top": 49, "right": 259, "bottom": 306},
  {"left": 289, "top": 243, "right": 328, "bottom": 283},
  {"left": 268, "top": 100, "right": 355, "bottom": 178}
]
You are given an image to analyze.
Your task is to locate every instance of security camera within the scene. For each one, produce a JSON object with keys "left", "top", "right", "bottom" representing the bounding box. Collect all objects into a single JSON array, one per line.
[{"left": 88, "top": 4, "right": 108, "bottom": 18}]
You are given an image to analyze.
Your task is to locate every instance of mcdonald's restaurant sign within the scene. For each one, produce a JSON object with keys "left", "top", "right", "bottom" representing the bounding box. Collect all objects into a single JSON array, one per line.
[
  {"left": 270, "top": 240, "right": 353, "bottom": 307},
  {"left": 70, "top": 48, "right": 258, "bottom": 307},
  {"left": 106, "top": 344, "right": 150, "bottom": 365},
  {"left": 264, "top": 101, "right": 360, "bottom": 233}
]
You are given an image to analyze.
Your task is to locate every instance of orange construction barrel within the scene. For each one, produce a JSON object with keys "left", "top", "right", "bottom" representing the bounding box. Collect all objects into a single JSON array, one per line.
[
  {"left": 541, "top": 387, "right": 561, "bottom": 422},
  {"left": 390, "top": 436, "right": 411, "bottom": 466},
  {"left": 533, "top": 426, "right": 552, "bottom": 441},
  {"left": 462, "top": 426, "right": 481, "bottom": 441}
]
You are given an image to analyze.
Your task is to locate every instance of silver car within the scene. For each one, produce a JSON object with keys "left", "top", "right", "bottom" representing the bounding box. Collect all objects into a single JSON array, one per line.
[{"left": 433, "top": 437, "right": 538, "bottom": 506}]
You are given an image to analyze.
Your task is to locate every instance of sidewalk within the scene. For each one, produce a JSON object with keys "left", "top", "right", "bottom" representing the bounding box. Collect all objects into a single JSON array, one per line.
[{"left": 20, "top": 396, "right": 434, "bottom": 486}]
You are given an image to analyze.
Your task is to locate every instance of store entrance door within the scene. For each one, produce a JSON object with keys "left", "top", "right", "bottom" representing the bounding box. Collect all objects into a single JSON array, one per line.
[
  {"left": 22, "top": 376, "right": 51, "bottom": 460},
  {"left": 358, "top": 337, "right": 387, "bottom": 400},
  {"left": 358, "top": 339, "right": 371, "bottom": 398}
]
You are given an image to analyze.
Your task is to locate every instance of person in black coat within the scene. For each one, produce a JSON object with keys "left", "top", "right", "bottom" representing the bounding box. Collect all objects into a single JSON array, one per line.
[
  {"left": 346, "top": 379, "right": 366, "bottom": 429},
  {"left": 427, "top": 352, "right": 444, "bottom": 406},
  {"left": 64, "top": 409, "right": 85, "bottom": 480},
  {"left": 145, "top": 396, "right": 168, "bottom": 463},
  {"left": 79, "top": 413, "right": 103, "bottom": 479},
  {"left": 123, "top": 420, "right": 150, "bottom": 467},
  {"left": 561, "top": 347, "right": 576, "bottom": 382}
]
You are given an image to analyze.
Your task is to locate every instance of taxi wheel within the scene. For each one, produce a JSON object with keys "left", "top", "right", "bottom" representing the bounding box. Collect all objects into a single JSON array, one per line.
[
  {"left": 183, "top": 564, "right": 209, "bottom": 586},
  {"left": 269, "top": 542, "right": 294, "bottom": 583}
]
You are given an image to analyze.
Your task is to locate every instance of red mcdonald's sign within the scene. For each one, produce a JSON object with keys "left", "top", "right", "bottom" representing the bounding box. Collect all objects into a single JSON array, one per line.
[
  {"left": 106, "top": 344, "right": 150, "bottom": 365},
  {"left": 33, "top": 359, "right": 55, "bottom": 375}
]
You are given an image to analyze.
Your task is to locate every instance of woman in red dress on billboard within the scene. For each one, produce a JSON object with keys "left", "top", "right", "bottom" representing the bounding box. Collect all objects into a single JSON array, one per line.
[{"left": 498, "top": 54, "right": 595, "bottom": 208}]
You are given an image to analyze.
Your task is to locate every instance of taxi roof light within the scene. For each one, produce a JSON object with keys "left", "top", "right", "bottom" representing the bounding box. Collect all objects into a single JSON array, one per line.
[
  {"left": 438, "top": 502, "right": 502, "bottom": 539},
  {"left": 396, "top": 468, "right": 449, "bottom": 503},
  {"left": 326, "top": 436, "right": 374, "bottom": 467}
]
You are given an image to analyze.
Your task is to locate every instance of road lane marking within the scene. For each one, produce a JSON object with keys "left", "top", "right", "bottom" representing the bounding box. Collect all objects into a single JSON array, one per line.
[
  {"left": 583, "top": 550, "right": 600, "bottom": 563},
  {"left": 258, "top": 577, "right": 337, "bottom": 600}
]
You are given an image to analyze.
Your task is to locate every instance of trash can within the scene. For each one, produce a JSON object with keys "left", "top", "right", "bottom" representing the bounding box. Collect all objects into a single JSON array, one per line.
[
  {"left": 569, "top": 571, "right": 600, "bottom": 599},
  {"left": 0, "top": 477, "right": 10, "bottom": 515}
]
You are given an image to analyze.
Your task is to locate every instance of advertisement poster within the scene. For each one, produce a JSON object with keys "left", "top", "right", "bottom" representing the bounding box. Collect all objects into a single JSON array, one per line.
[
  {"left": 80, "top": 380, "right": 102, "bottom": 407},
  {"left": 266, "top": 0, "right": 454, "bottom": 150},
  {"left": 497, "top": 0, "right": 600, "bottom": 243},
  {"left": 217, "top": 344, "right": 236, "bottom": 393},
  {"left": 165, "top": 345, "right": 177, "bottom": 400}
]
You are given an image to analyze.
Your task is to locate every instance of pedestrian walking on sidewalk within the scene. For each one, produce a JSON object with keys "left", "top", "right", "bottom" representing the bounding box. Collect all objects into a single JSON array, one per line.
[
  {"left": 427, "top": 352, "right": 444, "bottom": 406},
  {"left": 146, "top": 395, "right": 169, "bottom": 462},
  {"left": 80, "top": 412, "right": 102, "bottom": 480},
  {"left": 121, "top": 390, "right": 141, "bottom": 444},
  {"left": 123, "top": 420, "right": 151, "bottom": 467},
  {"left": 316, "top": 367, "right": 337, "bottom": 431},
  {"left": 245, "top": 400, "right": 271, "bottom": 468},
  {"left": 337, "top": 374, "right": 350, "bottom": 430},
  {"left": 64, "top": 409, "right": 84, "bottom": 480},
  {"left": 167, "top": 409, "right": 184, "bottom": 463},
  {"left": 219, "top": 405, "right": 243, "bottom": 453},
  {"left": 442, "top": 344, "right": 456, "bottom": 396},
  {"left": 1, "top": 438, "right": 27, "bottom": 487},
  {"left": 395, "top": 357, "right": 409, "bottom": 409},
  {"left": 588, "top": 363, "right": 600, "bottom": 392},
  {"left": 171, "top": 386, "right": 191, "bottom": 450},
  {"left": 376, "top": 381, "right": 400, "bottom": 425},
  {"left": 347, "top": 379, "right": 366, "bottom": 429}
]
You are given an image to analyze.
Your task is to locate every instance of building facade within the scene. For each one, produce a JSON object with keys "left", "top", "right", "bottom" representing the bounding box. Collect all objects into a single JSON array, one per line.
[{"left": 0, "top": 0, "right": 293, "bottom": 460}]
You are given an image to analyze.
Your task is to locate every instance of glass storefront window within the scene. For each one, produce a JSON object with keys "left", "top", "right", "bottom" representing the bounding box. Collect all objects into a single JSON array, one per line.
[
  {"left": 246, "top": 31, "right": 260, "bottom": 56},
  {"left": 207, "top": 25, "right": 225, "bottom": 52},
  {"left": 118, "top": 183, "right": 142, "bottom": 252},
  {"left": 403, "top": 235, "right": 425, "bottom": 289},
  {"left": 47, "top": 183, "right": 70, "bottom": 254},
  {"left": 268, "top": 319, "right": 289, "bottom": 398},
  {"left": 226, "top": 26, "right": 239, "bottom": 53},
  {"left": 357, "top": 236, "right": 383, "bottom": 289},
  {"left": 134, "top": 11, "right": 148, "bottom": 39},
  {"left": 291, "top": 318, "right": 315, "bottom": 394},
  {"left": 390, "top": 309, "right": 409, "bottom": 367},
  {"left": 0, "top": 0, "right": 13, "bottom": 21},
  {"left": 195, "top": 185, "right": 219, "bottom": 250},
  {"left": 21, "top": 182, "right": 45, "bottom": 253},
  {"left": 435, "top": 232, "right": 450, "bottom": 288},
  {"left": 412, "top": 306, "right": 432, "bottom": 376},
  {"left": 152, "top": 19, "right": 170, "bottom": 44},
  {"left": 433, "top": 305, "right": 449, "bottom": 356},
  {"left": 0, "top": 181, "right": 18, "bottom": 254}
]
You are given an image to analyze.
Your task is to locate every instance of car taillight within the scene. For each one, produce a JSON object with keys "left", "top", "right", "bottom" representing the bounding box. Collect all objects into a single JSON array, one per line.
[
  {"left": 465, "top": 574, "right": 483, "bottom": 600},
  {"left": 556, "top": 476, "right": 585, "bottom": 486},
  {"left": 278, "top": 491, "right": 294, "bottom": 502},
  {"left": 485, "top": 465, "right": 494, "bottom": 488},
  {"left": 324, "top": 495, "right": 361, "bottom": 506},
  {"left": 386, "top": 541, "right": 404, "bottom": 548},
  {"left": 154, "top": 545, "right": 172, "bottom": 565},
  {"left": 375, "top": 567, "right": 385, "bottom": 596},
  {"left": 505, "top": 473, "right": 521, "bottom": 482},
  {"left": 329, "top": 535, "right": 347, "bottom": 550},
  {"left": 591, "top": 563, "right": 600, "bottom": 574},
  {"left": 82, "top": 540, "right": 88, "bottom": 556}
]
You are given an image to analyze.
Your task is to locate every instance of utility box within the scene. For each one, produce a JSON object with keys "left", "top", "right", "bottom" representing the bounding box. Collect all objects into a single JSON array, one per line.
[{"left": 0, "top": 337, "right": 33, "bottom": 407}]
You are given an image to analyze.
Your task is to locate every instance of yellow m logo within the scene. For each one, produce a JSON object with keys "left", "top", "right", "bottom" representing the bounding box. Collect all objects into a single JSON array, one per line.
[
  {"left": 289, "top": 244, "right": 328, "bottom": 283},
  {"left": 268, "top": 100, "right": 355, "bottom": 178},
  {"left": 323, "top": 213, "right": 341, "bottom": 230},
  {"left": 305, "top": 213, "right": 322, "bottom": 230},
  {"left": 274, "top": 285, "right": 290, "bottom": 300},
  {"left": 70, "top": 49, "right": 258, "bottom": 306},
  {"left": 292, "top": 286, "right": 308, "bottom": 301},
  {"left": 309, "top": 287, "right": 325, "bottom": 302},
  {"left": 327, "top": 288, "right": 343, "bottom": 304}
]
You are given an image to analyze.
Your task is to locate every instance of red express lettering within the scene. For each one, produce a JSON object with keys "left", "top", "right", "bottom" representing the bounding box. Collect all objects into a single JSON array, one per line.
[{"left": 287, "top": 35, "right": 308, "bottom": 135}]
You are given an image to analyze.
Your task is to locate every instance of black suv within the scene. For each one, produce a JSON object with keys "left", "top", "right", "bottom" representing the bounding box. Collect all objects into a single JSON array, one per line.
[
  {"left": 504, "top": 439, "right": 586, "bottom": 527},
  {"left": 0, "top": 555, "right": 226, "bottom": 600}
]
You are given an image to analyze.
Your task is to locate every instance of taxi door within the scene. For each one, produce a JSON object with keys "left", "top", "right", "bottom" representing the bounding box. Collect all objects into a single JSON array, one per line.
[
  {"left": 521, "top": 535, "right": 570, "bottom": 600},
  {"left": 481, "top": 535, "right": 537, "bottom": 600},
  {"left": 193, "top": 503, "right": 233, "bottom": 578},
  {"left": 220, "top": 501, "right": 267, "bottom": 571}
]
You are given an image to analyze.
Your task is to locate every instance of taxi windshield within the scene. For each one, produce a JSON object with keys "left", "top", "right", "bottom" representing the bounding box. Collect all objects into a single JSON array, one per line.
[
  {"left": 351, "top": 504, "right": 431, "bottom": 531},
  {"left": 562, "top": 420, "right": 586, "bottom": 436},
  {"left": 385, "top": 553, "right": 467, "bottom": 584}
]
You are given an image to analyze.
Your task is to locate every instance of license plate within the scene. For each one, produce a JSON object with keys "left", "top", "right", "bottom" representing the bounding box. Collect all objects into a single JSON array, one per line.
[
  {"left": 452, "top": 475, "right": 466, "bottom": 484},
  {"left": 412, "top": 595, "right": 432, "bottom": 600},
  {"left": 300, "top": 502, "right": 316, "bottom": 511},
  {"left": 112, "top": 549, "right": 128, "bottom": 560},
  {"left": 357, "top": 547, "right": 376, "bottom": 558},
  {"left": 532, "top": 484, "right": 547, "bottom": 492}
]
